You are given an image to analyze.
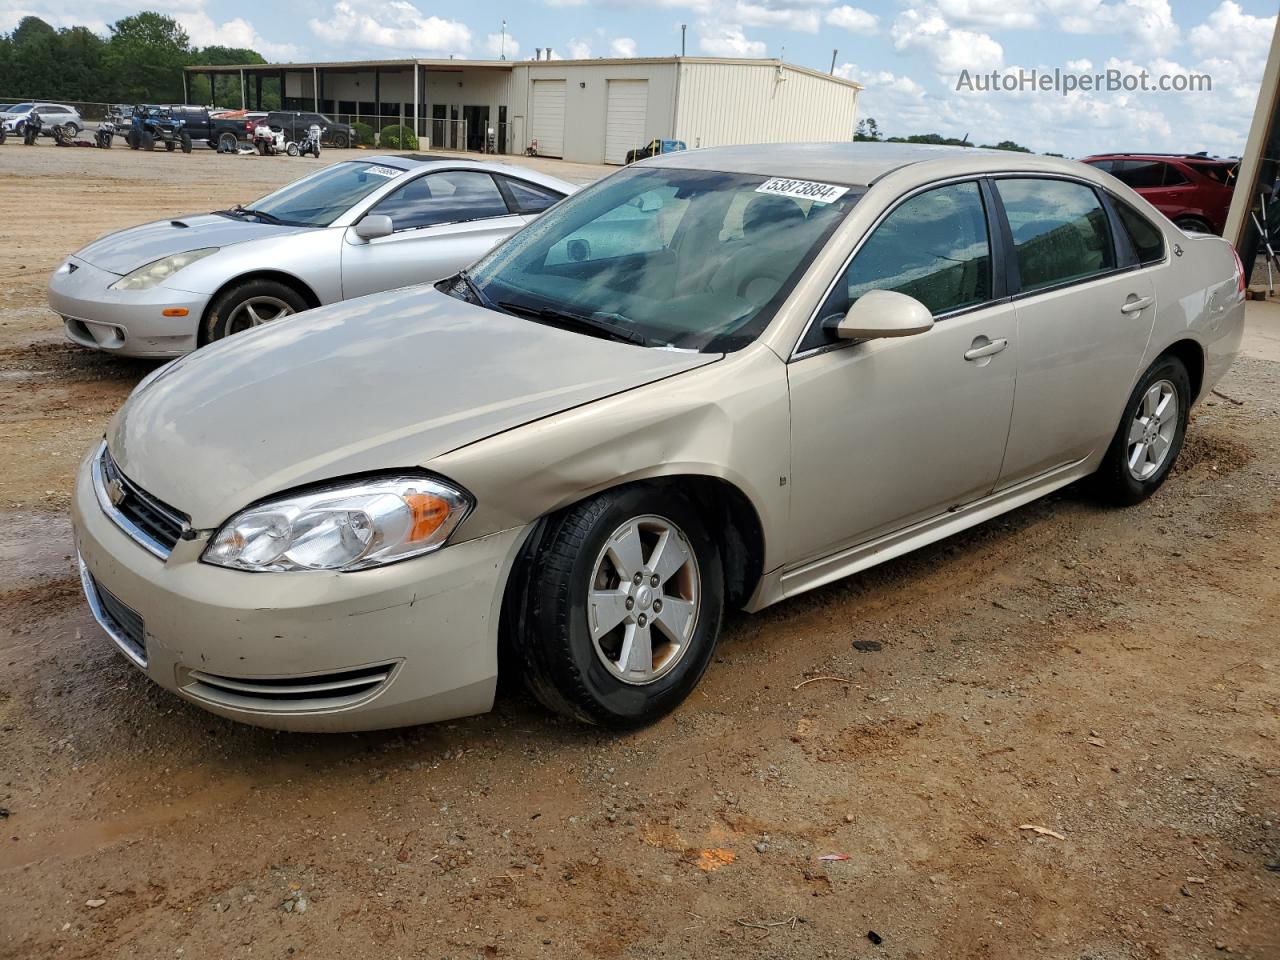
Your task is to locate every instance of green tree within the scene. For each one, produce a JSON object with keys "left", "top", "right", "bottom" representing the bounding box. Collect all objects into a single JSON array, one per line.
[
  {"left": 854, "top": 117, "right": 882, "bottom": 142},
  {"left": 980, "top": 139, "right": 1032, "bottom": 153},
  {"left": 0, "top": 17, "right": 60, "bottom": 98},
  {"left": 56, "top": 27, "right": 109, "bottom": 102},
  {"left": 188, "top": 46, "right": 273, "bottom": 107},
  {"left": 106, "top": 12, "right": 191, "bottom": 103}
]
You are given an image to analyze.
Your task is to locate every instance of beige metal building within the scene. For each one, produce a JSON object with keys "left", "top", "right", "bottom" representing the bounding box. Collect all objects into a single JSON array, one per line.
[{"left": 185, "top": 56, "right": 862, "bottom": 164}]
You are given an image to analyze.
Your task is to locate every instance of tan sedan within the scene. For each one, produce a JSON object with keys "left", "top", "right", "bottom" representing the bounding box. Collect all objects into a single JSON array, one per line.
[{"left": 73, "top": 143, "right": 1246, "bottom": 731}]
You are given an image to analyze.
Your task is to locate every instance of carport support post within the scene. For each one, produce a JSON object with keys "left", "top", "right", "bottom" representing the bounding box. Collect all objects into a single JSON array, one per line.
[
  {"left": 313, "top": 67, "right": 319, "bottom": 112},
  {"left": 239, "top": 69, "right": 246, "bottom": 110},
  {"left": 413, "top": 62, "right": 420, "bottom": 141},
  {"left": 181, "top": 70, "right": 188, "bottom": 106}
]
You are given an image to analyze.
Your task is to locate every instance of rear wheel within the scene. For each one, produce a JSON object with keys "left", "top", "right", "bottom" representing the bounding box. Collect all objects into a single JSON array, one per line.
[
  {"left": 165, "top": 138, "right": 175, "bottom": 152},
  {"left": 126, "top": 128, "right": 140, "bottom": 149},
  {"left": 514, "top": 485, "right": 724, "bottom": 728},
  {"left": 332, "top": 132, "right": 349, "bottom": 149},
  {"left": 64, "top": 122, "right": 80, "bottom": 136},
  {"left": 1092, "top": 355, "right": 1191, "bottom": 505},
  {"left": 203, "top": 279, "right": 309, "bottom": 344},
  {"left": 1174, "top": 215, "right": 1213, "bottom": 235},
  {"left": 180, "top": 132, "right": 192, "bottom": 153},
  {"left": 218, "top": 131, "right": 238, "bottom": 152},
  {"left": 141, "top": 132, "right": 155, "bottom": 150},
  {"left": 286, "top": 142, "right": 299, "bottom": 157}
]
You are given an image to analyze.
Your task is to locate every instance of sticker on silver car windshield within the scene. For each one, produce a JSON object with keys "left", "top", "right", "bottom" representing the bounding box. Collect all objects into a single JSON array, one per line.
[
  {"left": 365, "top": 165, "right": 403, "bottom": 179},
  {"left": 755, "top": 177, "right": 849, "bottom": 204}
]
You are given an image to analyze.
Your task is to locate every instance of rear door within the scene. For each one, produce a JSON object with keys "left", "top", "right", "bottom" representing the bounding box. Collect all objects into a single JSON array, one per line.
[
  {"left": 992, "top": 176, "right": 1157, "bottom": 486},
  {"left": 341, "top": 169, "right": 525, "bottom": 298}
]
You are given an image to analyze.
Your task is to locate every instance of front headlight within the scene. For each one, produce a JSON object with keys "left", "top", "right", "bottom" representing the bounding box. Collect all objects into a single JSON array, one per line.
[
  {"left": 110, "top": 247, "right": 219, "bottom": 291},
  {"left": 202, "top": 476, "right": 472, "bottom": 573}
]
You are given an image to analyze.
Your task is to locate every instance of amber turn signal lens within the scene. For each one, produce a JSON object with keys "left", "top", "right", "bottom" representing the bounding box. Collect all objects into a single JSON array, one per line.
[
  {"left": 162, "top": 308, "right": 189, "bottom": 317},
  {"left": 405, "top": 492, "right": 452, "bottom": 541}
]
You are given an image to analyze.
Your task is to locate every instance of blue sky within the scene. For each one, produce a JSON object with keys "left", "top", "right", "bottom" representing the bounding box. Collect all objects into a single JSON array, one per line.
[{"left": 3, "top": 0, "right": 1276, "bottom": 156}]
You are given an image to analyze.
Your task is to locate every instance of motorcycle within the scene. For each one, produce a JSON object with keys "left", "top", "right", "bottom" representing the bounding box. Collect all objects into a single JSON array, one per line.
[
  {"left": 287, "top": 123, "right": 323, "bottom": 159},
  {"left": 23, "top": 110, "right": 41, "bottom": 146},
  {"left": 252, "top": 120, "right": 287, "bottom": 156},
  {"left": 95, "top": 120, "right": 117, "bottom": 149}
]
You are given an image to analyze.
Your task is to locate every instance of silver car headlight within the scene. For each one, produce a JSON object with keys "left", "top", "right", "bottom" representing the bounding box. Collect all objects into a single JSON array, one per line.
[
  {"left": 110, "top": 248, "right": 219, "bottom": 291},
  {"left": 202, "top": 476, "right": 472, "bottom": 573}
]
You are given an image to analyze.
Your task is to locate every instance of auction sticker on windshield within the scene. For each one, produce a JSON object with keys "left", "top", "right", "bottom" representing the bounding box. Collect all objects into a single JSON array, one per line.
[
  {"left": 756, "top": 177, "right": 848, "bottom": 204},
  {"left": 366, "top": 165, "right": 403, "bottom": 179}
]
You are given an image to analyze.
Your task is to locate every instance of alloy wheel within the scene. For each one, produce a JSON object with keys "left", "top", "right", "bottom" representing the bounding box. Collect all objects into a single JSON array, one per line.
[
  {"left": 587, "top": 515, "right": 701, "bottom": 685},
  {"left": 1127, "top": 379, "right": 1179, "bottom": 481},
  {"left": 226, "top": 296, "right": 295, "bottom": 335}
]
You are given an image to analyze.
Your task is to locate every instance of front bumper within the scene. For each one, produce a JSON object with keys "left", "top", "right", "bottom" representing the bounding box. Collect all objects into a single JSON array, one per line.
[
  {"left": 71, "top": 446, "right": 528, "bottom": 731},
  {"left": 48, "top": 257, "right": 208, "bottom": 358}
]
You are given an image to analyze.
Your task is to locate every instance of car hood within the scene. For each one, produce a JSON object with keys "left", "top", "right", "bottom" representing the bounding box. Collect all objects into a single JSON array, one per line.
[
  {"left": 107, "top": 287, "right": 719, "bottom": 527},
  {"left": 74, "top": 214, "right": 313, "bottom": 275}
]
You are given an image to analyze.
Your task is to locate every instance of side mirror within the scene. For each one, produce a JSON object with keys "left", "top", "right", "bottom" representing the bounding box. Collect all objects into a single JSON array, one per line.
[
  {"left": 353, "top": 215, "right": 393, "bottom": 242},
  {"left": 831, "top": 289, "right": 934, "bottom": 341},
  {"left": 567, "top": 238, "right": 591, "bottom": 262}
]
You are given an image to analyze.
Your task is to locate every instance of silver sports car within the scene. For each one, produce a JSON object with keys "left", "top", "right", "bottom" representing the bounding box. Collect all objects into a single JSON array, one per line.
[{"left": 48, "top": 155, "right": 576, "bottom": 357}]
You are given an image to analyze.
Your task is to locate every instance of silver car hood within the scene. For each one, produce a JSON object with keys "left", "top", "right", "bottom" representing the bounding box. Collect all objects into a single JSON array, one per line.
[
  {"left": 75, "top": 214, "right": 313, "bottom": 275},
  {"left": 107, "top": 287, "right": 719, "bottom": 527}
]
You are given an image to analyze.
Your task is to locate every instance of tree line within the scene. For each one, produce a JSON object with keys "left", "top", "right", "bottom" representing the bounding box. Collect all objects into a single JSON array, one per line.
[
  {"left": 855, "top": 118, "right": 1054, "bottom": 155},
  {"left": 0, "top": 12, "right": 278, "bottom": 107}
]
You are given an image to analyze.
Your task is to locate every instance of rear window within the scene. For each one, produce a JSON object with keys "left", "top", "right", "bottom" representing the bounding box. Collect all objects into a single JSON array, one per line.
[{"left": 1191, "top": 163, "right": 1237, "bottom": 185}]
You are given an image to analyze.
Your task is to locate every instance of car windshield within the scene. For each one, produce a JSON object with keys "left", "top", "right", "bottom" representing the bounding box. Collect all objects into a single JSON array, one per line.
[
  {"left": 8, "top": 103, "right": 33, "bottom": 113},
  {"left": 468, "top": 167, "right": 863, "bottom": 352},
  {"left": 244, "top": 161, "right": 406, "bottom": 227}
]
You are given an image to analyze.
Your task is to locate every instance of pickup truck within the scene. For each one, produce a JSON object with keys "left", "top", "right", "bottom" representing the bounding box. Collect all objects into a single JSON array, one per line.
[
  {"left": 264, "top": 111, "right": 355, "bottom": 149},
  {"left": 161, "top": 105, "right": 264, "bottom": 150}
]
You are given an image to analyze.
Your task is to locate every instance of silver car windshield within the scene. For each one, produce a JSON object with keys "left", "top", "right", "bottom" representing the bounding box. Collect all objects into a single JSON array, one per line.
[
  {"left": 245, "top": 161, "right": 405, "bottom": 227},
  {"left": 468, "top": 167, "right": 863, "bottom": 352}
]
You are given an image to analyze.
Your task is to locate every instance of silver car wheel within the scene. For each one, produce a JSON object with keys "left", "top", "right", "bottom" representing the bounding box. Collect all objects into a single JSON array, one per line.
[
  {"left": 587, "top": 514, "right": 700, "bottom": 685},
  {"left": 226, "top": 296, "right": 295, "bottom": 335},
  {"left": 1127, "top": 379, "right": 1178, "bottom": 481}
]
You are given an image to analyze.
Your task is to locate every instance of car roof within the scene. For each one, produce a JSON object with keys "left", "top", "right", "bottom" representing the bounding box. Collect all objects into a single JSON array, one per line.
[
  {"left": 359, "top": 154, "right": 578, "bottom": 191},
  {"left": 638, "top": 141, "right": 1064, "bottom": 187}
]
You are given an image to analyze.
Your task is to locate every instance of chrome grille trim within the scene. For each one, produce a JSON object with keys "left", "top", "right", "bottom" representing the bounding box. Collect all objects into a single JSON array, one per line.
[
  {"left": 92, "top": 441, "right": 188, "bottom": 559},
  {"left": 78, "top": 557, "right": 147, "bottom": 668}
]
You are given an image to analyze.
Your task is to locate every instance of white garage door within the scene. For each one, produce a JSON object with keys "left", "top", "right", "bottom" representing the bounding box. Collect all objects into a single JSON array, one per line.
[
  {"left": 530, "top": 80, "right": 566, "bottom": 158},
  {"left": 604, "top": 79, "right": 648, "bottom": 165}
]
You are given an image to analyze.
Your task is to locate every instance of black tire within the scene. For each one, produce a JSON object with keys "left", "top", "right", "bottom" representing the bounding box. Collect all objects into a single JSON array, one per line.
[
  {"left": 1174, "top": 216, "right": 1213, "bottom": 235},
  {"left": 514, "top": 484, "right": 725, "bottom": 728},
  {"left": 65, "top": 122, "right": 80, "bottom": 136},
  {"left": 165, "top": 138, "right": 176, "bottom": 152},
  {"left": 332, "top": 132, "right": 349, "bottom": 149},
  {"left": 311, "top": 144, "right": 321, "bottom": 159},
  {"left": 218, "top": 131, "right": 238, "bottom": 152},
  {"left": 126, "top": 128, "right": 140, "bottom": 149},
  {"left": 141, "top": 132, "right": 155, "bottom": 151},
  {"left": 180, "top": 132, "right": 192, "bottom": 153},
  {"left": 203, "top": 278, "right": 309, "bottom": 344},
  {"left": 0, "top": 128, "right": 7, "bottom": 145},
  {"left": 1092, "top": 354, "right": 1191, "bottom": 506}
]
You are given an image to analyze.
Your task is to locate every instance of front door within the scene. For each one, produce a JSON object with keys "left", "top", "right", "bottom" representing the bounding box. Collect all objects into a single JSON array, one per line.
[
  {"left": 991, "top": 176, "right": 1158, "bottom": 485},
  {"left": 787, "top": 180, "right": 1017, "bottom": 564},
  {"left": 341, "top": 170, "right": 524, "bottom": 299}
]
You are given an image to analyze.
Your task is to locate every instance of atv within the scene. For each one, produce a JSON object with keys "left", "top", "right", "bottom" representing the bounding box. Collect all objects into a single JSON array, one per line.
[{"left": 126, "top": 105, "right": 192, "bottom": 153}]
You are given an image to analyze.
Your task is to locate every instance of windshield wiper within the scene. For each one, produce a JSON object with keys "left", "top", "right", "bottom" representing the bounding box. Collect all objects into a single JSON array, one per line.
[
  {"left": 456, "top": 269, "right": 502, "bottom": 311},
  {"left": 497, "top": 301, "right": 649, "bottom": 346},
  {"left": 236, "top": 205, "right": 286, "bottom": 225}
]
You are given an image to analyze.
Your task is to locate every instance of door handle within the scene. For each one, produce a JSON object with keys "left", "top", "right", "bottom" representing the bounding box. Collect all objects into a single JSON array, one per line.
[
  {"left": 964, "top": 337, "right": 1008, "bottom": 361},
  {"left": 1120, "top": 296, "right": 1154, "bottom": 315}
]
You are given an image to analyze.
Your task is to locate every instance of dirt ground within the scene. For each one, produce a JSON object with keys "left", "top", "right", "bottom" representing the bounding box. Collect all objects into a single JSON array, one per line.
[{"left": 1, "top": 141, "right": 1278, "bottom": 960}]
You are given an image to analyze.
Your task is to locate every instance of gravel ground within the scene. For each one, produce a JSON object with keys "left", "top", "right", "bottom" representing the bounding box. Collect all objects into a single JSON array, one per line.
[{"left": 0, "top": 141, "right": 1277, "bottom": 960}]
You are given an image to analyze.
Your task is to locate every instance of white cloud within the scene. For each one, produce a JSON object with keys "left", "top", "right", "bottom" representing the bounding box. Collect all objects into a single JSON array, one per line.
[
  {"left": 826, "top": 5, "right": 878, "bottom": 33},
  {"left": 565, "top": 37, "right": 592, "bottom": 58},
  {"left": 1065, "top": 58, "right": 1093, "bottom": 71},
  {"left": 733, "top": 1, "right": 819, "bottom": 33},
  {"left": 1189, "top": 1, "right": 1274, "bottom": 64},
  {"left": 891, "top": 7, "right": 1004, "bottom": 75},
  {"left": 610, "top": 36, "right": 637, "bottom": 58},
  {"left": 934, "top": 0, "right": 1037, "bottom": 30},
  {"left": 309, "top": 0, "right": 471, "bottom": 54},
  {"left": 1045, "top": 0, "right": 1179, "bottom": 56},
  {"left": 484, "top": 30, "right": 518, "bottom": 59},
  {"left": 697, "top": 22, "right": 765, "bottom": 57},
  {"left": 178, "top": 9, "right": 298, "bottom": 60}
]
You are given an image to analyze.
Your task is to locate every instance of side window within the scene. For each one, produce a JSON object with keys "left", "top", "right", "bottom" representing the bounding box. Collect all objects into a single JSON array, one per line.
[
  {"left": 1162, "top": 164, "right": 1190, "bottom": 186},
  {"left": 1112, "top": 160, "right": 1165, "bottom": 189},
  {"left": 1114, "top": 198, "right": 1166, "bottom": 265},
  {"left": 498, "top": 176, "right": 563, "bottom": 214},
  {"left": 371, "top": 170, "right": 509, "bottom": 231},
  {"left": 996, "top": 178, "right": 1115, "bottom": 292},
  {"left": 1086, "top": 159, "right": 1114, "bottom": 173},
  {"left": 812, "top": 180, "right": 992, "bottom": 334}
]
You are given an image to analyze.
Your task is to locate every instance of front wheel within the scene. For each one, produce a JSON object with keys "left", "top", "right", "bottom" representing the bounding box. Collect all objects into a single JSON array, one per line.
[
  {"left": 180, "top": 132, "right": 192, "bottom": 153},
  {"left": 203, "top": 278, "right": 309, "bottom": 344},
  {"left": 126, "top": 128, "right": 140, "bottom": 149},
  {"left": 1092, "top": 355, "right": 1191, "bottom": 505},
  {"left": 332, "top": 132, "right": 349, "bottom": 149},
  {"left": 515, "top": 485, "right": 724, "bottom": 728},
  {"left": 286, "top": 142, "right": 299, "bottom": 157}
]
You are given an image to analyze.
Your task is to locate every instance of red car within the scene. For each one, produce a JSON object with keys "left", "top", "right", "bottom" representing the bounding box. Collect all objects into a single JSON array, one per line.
[{"left": 1083, "top": 153, "right": 1238, "bottom": 235}]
